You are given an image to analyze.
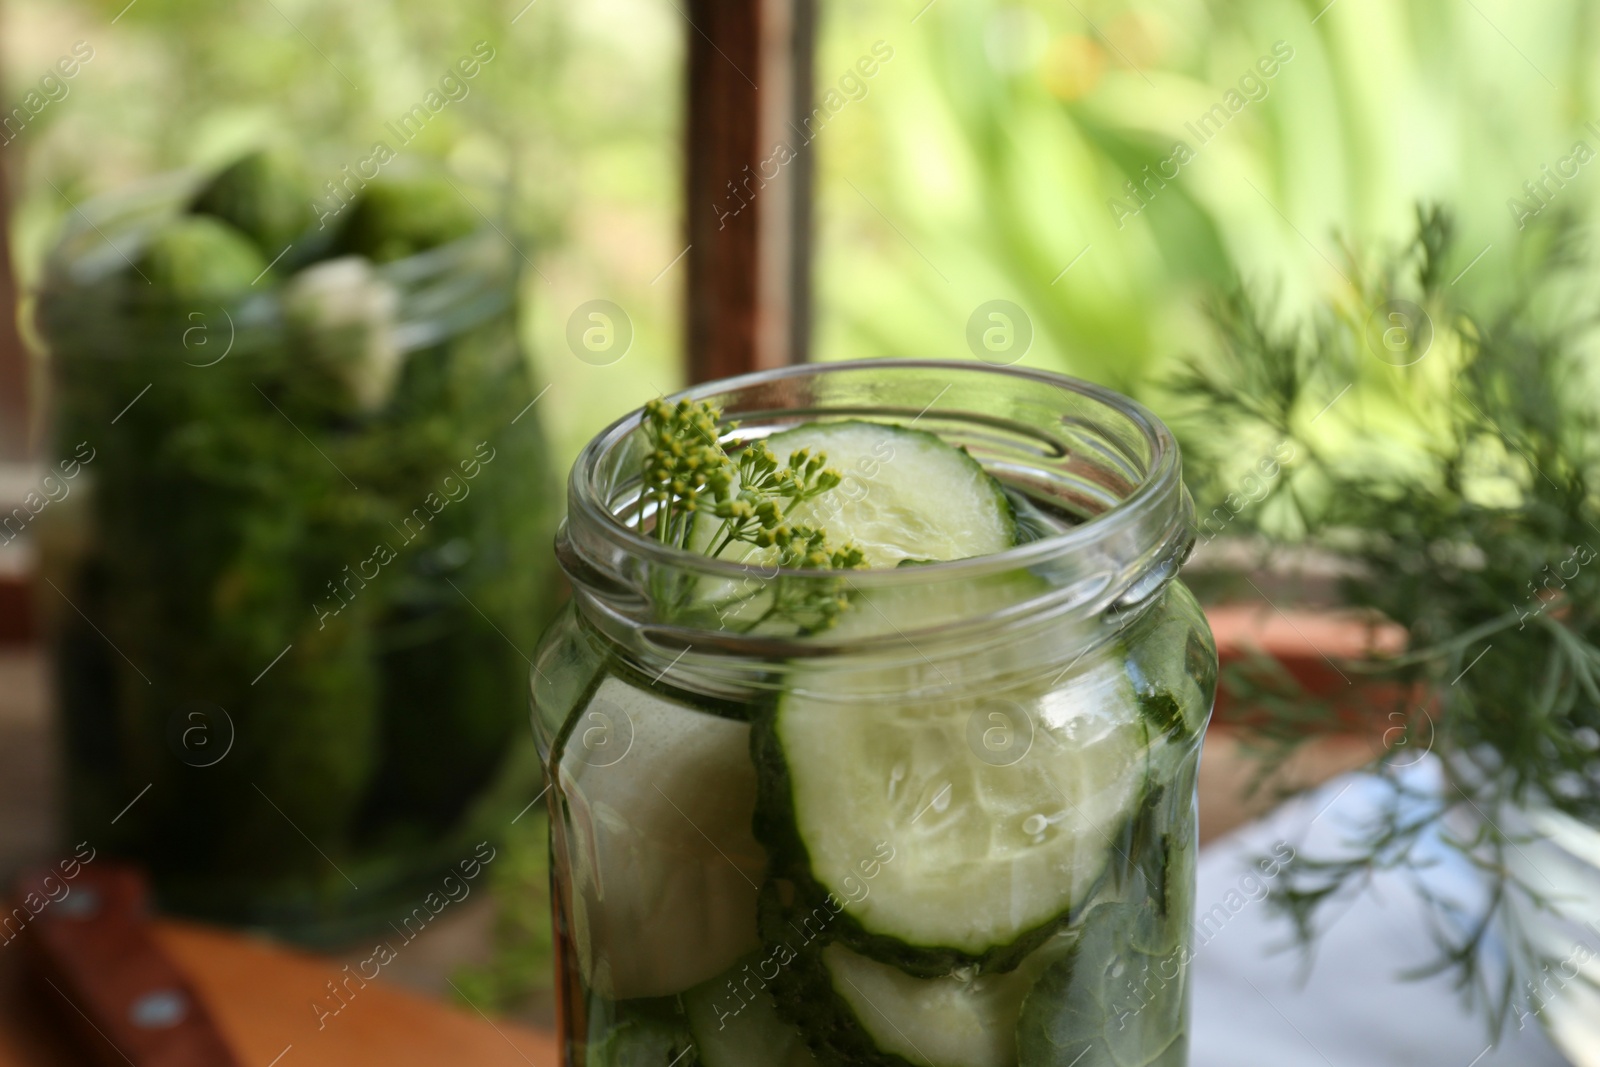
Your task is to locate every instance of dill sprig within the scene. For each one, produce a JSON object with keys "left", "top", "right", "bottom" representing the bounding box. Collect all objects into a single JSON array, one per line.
[
  {"left": 1172, "top": 204, "right": 1600, "bottom": 1029},
  {"left": 639, "top": 396, "right": 731, "bottom": 547},
  {"left": 638, "top": 397, "right": 865, "bottom": 632}
]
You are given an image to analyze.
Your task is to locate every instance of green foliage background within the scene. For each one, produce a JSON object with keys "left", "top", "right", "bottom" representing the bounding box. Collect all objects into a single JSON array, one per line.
[
  {"left": 4, "top": 0, "right": 684, "bottom": 469},
  {"left": 813, "top": 0, "right": 1600, "bottom": 393},
  {"left": 8, "top": 0, "right": 1600, "bottom": 450}
]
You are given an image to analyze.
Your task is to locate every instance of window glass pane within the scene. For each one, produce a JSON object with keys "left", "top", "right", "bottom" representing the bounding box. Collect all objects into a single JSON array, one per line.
[
  {"left": 813, "top": 0, "right": 1595, "bottom": 387},
  {"left": 5, "top": 0, "right": 684, "bottom": 467}
]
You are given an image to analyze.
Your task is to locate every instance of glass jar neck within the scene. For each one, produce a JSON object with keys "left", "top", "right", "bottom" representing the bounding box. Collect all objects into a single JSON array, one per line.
[{"left": 557, "top": 359, "right": 1194, "bottom": 688}]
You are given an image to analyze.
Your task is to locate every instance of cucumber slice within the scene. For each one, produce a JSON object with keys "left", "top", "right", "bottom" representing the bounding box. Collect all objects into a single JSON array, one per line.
[
  {"left": 684, "top": 957, "right": 823, "bottom": 1067},
  {"left": 757, "top": 877, "right": 1077, "bottom": 1067},
  {"left": 756, "top": 656, "right": 1150, "bottom": 972},
  {"left": 717, "top": 421, "right": 1017, "bottom": 568},
  {"left": 685, "top": 420, "right": 1019, "bottom": 633},
  {"left": 823, "top": 566, "right": 1048, "bottom": 643},
  {"left": 556, "top": 674, "right": 766, "bottom": 1000},
  {"left": 1014, "top": 903, "right": 1187, "bottom": 1067},
  {"left": 816, "top": 934, "right": 1076, "bottom": 1067}
]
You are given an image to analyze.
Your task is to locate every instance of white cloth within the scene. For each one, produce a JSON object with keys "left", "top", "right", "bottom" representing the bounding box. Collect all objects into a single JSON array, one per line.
[{"left": 1190, "top": 765, "right": 1572, "bottom": 1066}]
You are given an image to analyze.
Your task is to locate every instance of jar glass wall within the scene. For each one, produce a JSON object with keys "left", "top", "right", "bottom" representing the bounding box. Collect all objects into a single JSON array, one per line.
[{"left": 533, "top": 360, "right": 1215, "bottom": 1066}]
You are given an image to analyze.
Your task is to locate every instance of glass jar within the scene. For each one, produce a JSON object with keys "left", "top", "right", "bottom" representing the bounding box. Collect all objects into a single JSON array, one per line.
[
  {"left": 35, "top": 177, "right": 557, "bottom": 943},
  {"left": 532, "top": 360, "right": 1216, "bottom": 1066}
]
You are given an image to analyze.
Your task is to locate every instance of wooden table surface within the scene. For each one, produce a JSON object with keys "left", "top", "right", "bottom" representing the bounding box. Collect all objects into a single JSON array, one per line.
[{"left": 0, "top": 920, "right": 560, "bottom": 1066}]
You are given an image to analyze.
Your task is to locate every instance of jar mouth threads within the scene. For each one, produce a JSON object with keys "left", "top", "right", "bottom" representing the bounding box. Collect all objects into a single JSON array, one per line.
[{"left": 558, "top": 359, "right": 1194, "bottom": 657}]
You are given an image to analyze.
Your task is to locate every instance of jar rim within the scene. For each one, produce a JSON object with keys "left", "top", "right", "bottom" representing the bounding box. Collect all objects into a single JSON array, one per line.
[{"left": 565, "top": 358, "right": 1187, "bottom": 589}]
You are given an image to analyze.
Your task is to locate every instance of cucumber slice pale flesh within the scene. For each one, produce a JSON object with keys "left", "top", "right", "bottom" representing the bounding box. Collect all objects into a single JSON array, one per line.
[
  {"left": 555, "top": 674, "right": 766, "bottom": 1000},
  {"left": 756, "top": 656, "right": 1151, "bottom": 973},
  {"left": 706, "top": 420, "right": 1017, "bottom": 569},
  {"left": 815, "top": 932, "right": 1077, "bottom": 1067}
]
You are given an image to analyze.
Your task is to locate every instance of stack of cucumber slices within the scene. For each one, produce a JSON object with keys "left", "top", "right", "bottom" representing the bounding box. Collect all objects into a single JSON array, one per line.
[{"left": 555, "top": 420, "right": 1196, "bottom": 1067}]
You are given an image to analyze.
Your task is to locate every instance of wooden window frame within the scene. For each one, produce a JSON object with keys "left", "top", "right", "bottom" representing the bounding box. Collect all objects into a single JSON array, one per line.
[
  {"left": 0, "top": 153, "right": 28, "bottom": 459},
  {"left": 685, "top": 0, "right": 817, "bottom": 382}
]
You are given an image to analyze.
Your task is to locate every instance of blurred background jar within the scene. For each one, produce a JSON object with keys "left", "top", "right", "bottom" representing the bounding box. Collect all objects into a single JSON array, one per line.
[{"left": 31, "top": 151, "right": 558, "bottom": 944}]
